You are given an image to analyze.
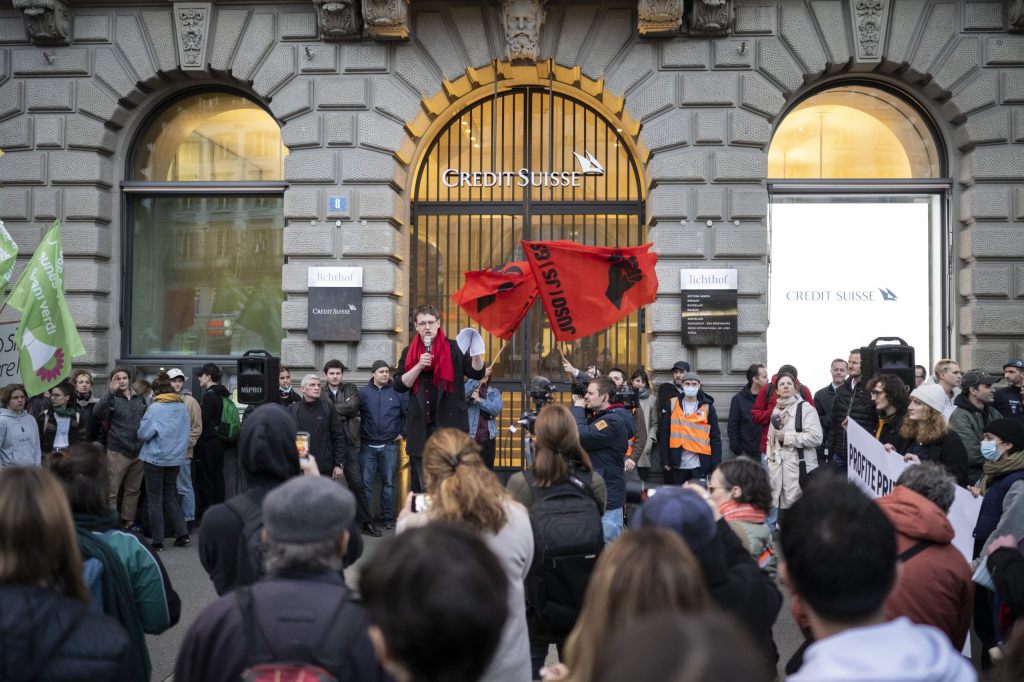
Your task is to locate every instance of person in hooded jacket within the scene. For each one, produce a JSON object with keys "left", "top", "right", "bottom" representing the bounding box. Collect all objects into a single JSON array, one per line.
[
  {"left": 49, "top": 442, "right": 181, "bottom": 682},
  {"left": 879, "top": 463, "right": 973, "bottom": 650},
  {"left": 729, "top": 364, "right": 768, "bottom": 460},
  {"left": 37, "top": 381, "right": 87, "bottom": 456},
  {"left": 750, "top": 364, "right": 815, "bottom": 457},
  {"left": 634, "top": 485, "right": 783, "bottom": 666},
  {"left": 949, "top": 369, "right": 1003, "bottom": 484},
  {"left": 0, "top": 383, "right": 42, "bottom": 467},
  {"left": 198, "top": 403, "right": 362, "bottom": 596},
  {"left": 0, "top": 466, "right": 135, "bottom": 682},
  {"left": 658, "top": 372, "right": 721, "bottom": 484},
  {"left": 194, "top": 363, "right": 231, "bottom": 521},
  {"left": 765, "top": 373, "right": 822, "bottom": 513},
  {"left": 972, "top": 418, "right": 1024, "bottom": 665}
]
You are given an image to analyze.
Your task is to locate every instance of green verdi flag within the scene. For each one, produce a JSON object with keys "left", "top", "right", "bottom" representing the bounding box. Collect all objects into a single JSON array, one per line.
[
  {"left": 0, "top": 220, "right": 18, "bottom": 287},
  {"left": 7, "top": 221, "right": 85, "bottom": 394}
]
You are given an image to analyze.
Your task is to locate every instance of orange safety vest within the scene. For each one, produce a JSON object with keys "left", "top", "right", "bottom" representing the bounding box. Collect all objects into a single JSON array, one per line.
[{"left": 668, "top": 398, "right": 712, "bottom": 455}]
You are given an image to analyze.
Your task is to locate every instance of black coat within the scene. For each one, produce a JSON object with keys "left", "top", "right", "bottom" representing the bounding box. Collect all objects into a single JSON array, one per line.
[
  {"left": 572, "top": 405, "right": 634, "bottom": 510},
  {"left": 814, "top": 383, "right": 839, "bottom": 459},
  {"left": 727, "top": 386, "right": 761, "bottom": 457},
  {"left": 0, "top": 585, "right": 135, "bottom": 681},
  {"left": 394, "top": 338, "right": 484, "bottom": 458},
  {"left": 901, "top": 431, "right": 970, "bottom": 487},
  {"left": 175, "top": 573, "right": 386, "bottom": 682},
  {"left": 876, "top": 410, "right": 910, "bottom": 453},
  {"left": 829, "top": 378, "right": 878, "bottom": 463},
  {"left": 290, "top": 397, "right": 347, "bottom": 474},
  {"left": 325, "top": 382, "right": 362, "bottom": 448},
  {"left": 994, "top": 386, "right": 1024, "bottom": 420}
]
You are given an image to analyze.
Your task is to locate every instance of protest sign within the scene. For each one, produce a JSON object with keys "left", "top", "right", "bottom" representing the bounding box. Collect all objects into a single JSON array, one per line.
[{"left": 847, "top": 420, "right": 982, "bottom": 562}]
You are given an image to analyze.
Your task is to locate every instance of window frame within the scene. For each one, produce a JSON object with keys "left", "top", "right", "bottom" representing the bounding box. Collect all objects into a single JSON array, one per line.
[{"left": 120, "top": 88, "right": 288, "bottom": 362}]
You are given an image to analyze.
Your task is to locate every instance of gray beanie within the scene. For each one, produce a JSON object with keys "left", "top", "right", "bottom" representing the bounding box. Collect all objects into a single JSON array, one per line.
[
  {"left": 910, "top": 384, "right": 947, "bottom": 415},
  {"left": 263, "top": 476, "right": 355, "bottom": 543}
]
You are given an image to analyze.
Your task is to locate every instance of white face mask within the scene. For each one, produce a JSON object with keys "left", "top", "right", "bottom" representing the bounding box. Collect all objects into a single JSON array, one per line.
[{"left": 683, "top": 386, "right": 699, "bottom": 398}]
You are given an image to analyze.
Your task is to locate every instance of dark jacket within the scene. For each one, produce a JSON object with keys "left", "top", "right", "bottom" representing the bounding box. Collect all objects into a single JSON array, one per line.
[
  {"left": 572, "top": 404, "right": 634, "bottom": 510},
  {"left": 290, "top": 397, "right": 347, "bottom": 475},
  {"left": 659, "top": 394, "right": 722, "bottom": 475},
  {"left": 175, "top": 572, "right": 386, "bottom": 682},
  {"left": 988, "top": 546, "right": 1024, "bottom": 622},
  {"left": 700, "top": 520, "right": 783, "bottom": 664},
  {"left": 829, "top": 377, "right": 878, "bottom": 463},
  {"left": 949, "top": 395, "right": 1002, "bottom": 484},
  {"left": 199, "top": 404, "right": 362, "bottom": 596},
  {"left": 994, "top": 386, "right": 1024, "bottom": 421},
  {"left": 358, "top": 379, "right": 407, "bottom": 443},
  {"left": 198, "top": 384, "right": 231, "bottom": 443},
  {"left": 814, "top": 383, "right": 840, "bottom": 459},
  {"left": 325, "top": 382, "right": 362, "bottom": 448},
  {"left": 0, "top": 585, "right": 135, "bottom": 681},
  {"left": 74, "top": 392, "right": 103, "bottom": 443},
  {"left": 394, "top": 338, "right": 485, "bottom": 458},
  {"left": 728, "top": 386, "right": 761, "bottom": 457},
  {"left": 657, "top": 381, "right": 683, "bottom": 415},
  {"left": 876, "top": 409, "right": 910, "bottom": 453},
  {"left": 277, "top": 388, "right": 300, "bottom": 408},
  {"left": 37, "top": 406, "right": 87, "bottom": 453},
  {"left": 94, "top": 390, "right": 147, "bottom": 457},
  {"left": 902, "top": 431, "right": 970, "bottom": 487}
]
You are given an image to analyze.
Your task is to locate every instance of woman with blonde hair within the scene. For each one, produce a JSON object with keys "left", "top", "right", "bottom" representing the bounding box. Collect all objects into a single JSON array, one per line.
[
  {"left": 397, "top": 428, "right": 534, "bottom": 682},
  {"left": 897, "top": 384, "right": 969, "bottom": 486},
  {"left": 544, "top": 528, "right": 711, "bottom": 682},
  {"left": 0, "top": 466, "right": 134, "bottom": 680}
]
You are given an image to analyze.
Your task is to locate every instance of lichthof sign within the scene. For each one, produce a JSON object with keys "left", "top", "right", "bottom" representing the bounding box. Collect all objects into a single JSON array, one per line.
[
  {"left": 442, "top": 151, "right": 605, "bottom": 188},
  {"left": 680, "top": 269, "right": 738, "bottom": 346},
  {"left": 307, "top": 267, "right": 362, "bottom": 342}
]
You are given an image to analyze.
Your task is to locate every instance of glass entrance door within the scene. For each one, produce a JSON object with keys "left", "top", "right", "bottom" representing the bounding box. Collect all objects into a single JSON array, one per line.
[{"left": 411, "top": 86, "right": 645, "bottom": 467}]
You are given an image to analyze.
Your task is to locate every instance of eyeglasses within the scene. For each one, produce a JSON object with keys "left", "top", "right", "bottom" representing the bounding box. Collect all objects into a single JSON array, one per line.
[
  {"left": 415, "top": 320, "right": 439, "bottom": 328},
  {"left": 870, "top": 390, "right": 884, "bottom": 397}
]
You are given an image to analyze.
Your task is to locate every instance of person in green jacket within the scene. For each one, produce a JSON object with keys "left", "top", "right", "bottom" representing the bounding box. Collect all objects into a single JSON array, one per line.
[{"left": 949, "top": 369, "right": 1002, "bottom": 484}]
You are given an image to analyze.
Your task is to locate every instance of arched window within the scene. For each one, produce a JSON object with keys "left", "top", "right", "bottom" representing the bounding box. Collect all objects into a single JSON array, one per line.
[
  {"left": 768, "top": 85, "right": 941, "bottom": 179},
  {"left": 124, "top": 92, "right": 288, "bottom": 357}
]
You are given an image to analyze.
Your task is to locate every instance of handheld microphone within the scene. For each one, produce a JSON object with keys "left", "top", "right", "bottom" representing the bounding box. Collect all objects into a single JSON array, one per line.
[{"left": 424, "top": 334, "right": 432, "bottom": 354}]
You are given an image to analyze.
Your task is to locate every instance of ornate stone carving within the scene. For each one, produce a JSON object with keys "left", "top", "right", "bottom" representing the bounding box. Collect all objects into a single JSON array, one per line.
[
  {"left": 362, "top": 0, "right": 410, "bottom": 40},
  {"left": 314, "top": 0, "right": 364, "bottom": 41},
  {"left": 1010, "top": 0, "right": 1024, "bottom": 33},
  {"left": 12, "top": 0, "right": 70, "bottom": 46},
  {"left": 501, "top": 0, "right": 546, "bottom": 63},
  {"left": 688, "top": 0, "right": 734, "bottom": 37},
  {"left": 638, "top": 0, "right": 684, "bottom": 37},
  {"left": 851, "top": 0, "right": 887, "bottom": 61},
  {"left": 173, "top": 3, "right": 212, "bottom": 70}
]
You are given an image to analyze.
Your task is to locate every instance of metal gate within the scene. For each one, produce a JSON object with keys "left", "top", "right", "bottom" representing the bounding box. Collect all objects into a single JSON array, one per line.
[{"left": 411, "top": 86, "right": 645, "bottom": 467}]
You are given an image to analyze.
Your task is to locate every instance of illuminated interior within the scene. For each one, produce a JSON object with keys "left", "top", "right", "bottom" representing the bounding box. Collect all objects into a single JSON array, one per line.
[
  {"left": 132, "top": 93, "right": 287, "bottom": 182},
  {"left": 768, "top": 86, "right": 941, "bottom": 179}
]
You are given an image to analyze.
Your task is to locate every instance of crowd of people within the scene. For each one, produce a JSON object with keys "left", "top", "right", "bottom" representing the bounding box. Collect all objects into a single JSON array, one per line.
[{"left": 4, "top": 309, "right": 1024, "bottom": 680}]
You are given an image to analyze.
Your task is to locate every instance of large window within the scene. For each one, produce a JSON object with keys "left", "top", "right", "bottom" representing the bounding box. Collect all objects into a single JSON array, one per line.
[{"left": 125, "top": 92, "right": 287, "bottom": 357}]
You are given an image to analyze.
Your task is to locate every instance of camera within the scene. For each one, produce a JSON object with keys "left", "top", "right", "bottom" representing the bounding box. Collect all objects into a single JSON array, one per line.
[
  {"left": 614, "top": 384, "right": 638, "bottom": 410},
  {"left": 518, "top": 377, "right": 559, "bottom": 437},
  {"left": 624, "top": 481, "right": 674, "bottom": 505}
]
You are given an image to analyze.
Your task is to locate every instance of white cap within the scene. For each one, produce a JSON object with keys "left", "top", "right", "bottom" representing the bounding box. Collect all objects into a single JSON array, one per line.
[{"left": 166, "top": 368, "right": 185, "bottom": 379}]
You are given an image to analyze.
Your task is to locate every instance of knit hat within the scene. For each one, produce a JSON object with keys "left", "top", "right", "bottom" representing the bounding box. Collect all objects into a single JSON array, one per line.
[
  {"left": 681, "top": 372, "right": 702, "bottom": 384},
  {"left": 984, "top": 419, "right": 1024, "bottom": 452},
  {"left": 910, "top": 384, "right": 947, "bottom": 414},
  {"left": 672, "top": 361, "right": 691, "bottom": 372},
  {"left": 961, "top": 369, "right": 997, "bottom": 392},
  {"left": 633, "top": 487, "right": 717, "bottom": 551},
  {"left": 1005, "top": 359, "right": 1024, "bottom": 370},
  {"left": 371, "top": 360, "right": 390, "bottom": 372},
  {"left": 263, "top": 476, "right": 356, "bottom": 543}
]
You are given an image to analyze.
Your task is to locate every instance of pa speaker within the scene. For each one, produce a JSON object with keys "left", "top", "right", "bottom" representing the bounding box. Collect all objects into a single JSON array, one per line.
[
  {"left": 860, "top": 337, "right": 915, "bottom": 390},
  {"left": 237, "top": 349, "right": 280, "bottom": 405}
]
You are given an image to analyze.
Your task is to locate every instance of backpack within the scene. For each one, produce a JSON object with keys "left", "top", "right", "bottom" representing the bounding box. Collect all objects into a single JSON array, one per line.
[
  {"left": 216, "top": 395, "right": 241, "bottom": 442},
  {"left": 524, "top": 470, "right": 604, "bottom": 635},
  {"left": 226, "top": 493, "right": 267, "bottom": 589},
  {"left": 235, "top": 585, "right": 364, "bottom": 682}
]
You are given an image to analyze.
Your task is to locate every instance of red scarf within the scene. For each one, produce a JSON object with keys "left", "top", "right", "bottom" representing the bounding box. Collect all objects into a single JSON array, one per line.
[
  {"left": 403, "top": 327, "right": 455, "bottom": 395},
  {"left": 719, "top": 500, "right": 767, "bottom": 524}
]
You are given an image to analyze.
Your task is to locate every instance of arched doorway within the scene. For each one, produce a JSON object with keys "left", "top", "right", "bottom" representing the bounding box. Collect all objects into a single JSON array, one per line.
[
  {"left": 411, "top": 85, "right": 646, "bottom": 466},
  {"left": 767, "top": 84, "right": 948, "bottom": 391}
]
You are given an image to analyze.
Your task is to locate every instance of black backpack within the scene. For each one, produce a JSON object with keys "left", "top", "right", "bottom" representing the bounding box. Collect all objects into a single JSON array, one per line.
[
  {"left": 524, "top": 470, "right": 604, "bottom": 635},
  {"left": 226, "top": 492, "right": 267, "bottom": 589}
]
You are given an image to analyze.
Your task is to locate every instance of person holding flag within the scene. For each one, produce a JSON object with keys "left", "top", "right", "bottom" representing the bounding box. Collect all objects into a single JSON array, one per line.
[{"left": 394, "top": 304, "right": 485, "bottom": 492}]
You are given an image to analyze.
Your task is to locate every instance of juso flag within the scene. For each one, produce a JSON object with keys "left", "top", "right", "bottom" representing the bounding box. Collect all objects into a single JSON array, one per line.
[
  {"left": 6, "top": 221, "right": 85, "bottom": 394},
  {"left": 451, "top": 261, "right": 539, "bottom": 340},
  {"left": 521, "top": 240, "right": 658, "bottom": 341},
  {"left": 0, "top": 220, "right": 18, "bottom": 288}
]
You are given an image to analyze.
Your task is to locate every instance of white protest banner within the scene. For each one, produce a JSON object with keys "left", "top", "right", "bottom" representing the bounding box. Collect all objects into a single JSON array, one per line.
[
  {"left": 847, "top": 420, "right": 983, "bottom": 563},
  {"left": 0, "top": 321, "right": 19, "bottom": 382}
]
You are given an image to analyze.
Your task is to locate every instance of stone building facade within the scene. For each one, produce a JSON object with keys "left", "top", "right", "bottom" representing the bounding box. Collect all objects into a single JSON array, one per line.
[{"left": 0, "top": 0, "right": 1022, "bottom": 414}]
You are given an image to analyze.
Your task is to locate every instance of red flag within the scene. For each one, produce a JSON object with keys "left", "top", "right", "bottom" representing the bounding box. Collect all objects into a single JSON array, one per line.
[
  {"left": 520, "top": 240, "right": 658, "bottom": 341},
  {"left": 451, "top": 261, "right": 539, "bottom": 340}
]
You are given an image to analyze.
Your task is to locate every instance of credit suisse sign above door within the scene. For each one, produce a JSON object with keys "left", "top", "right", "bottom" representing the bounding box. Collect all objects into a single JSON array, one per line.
[{"left": 442, "top": 150, "right": 605, "bottom": 188}]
